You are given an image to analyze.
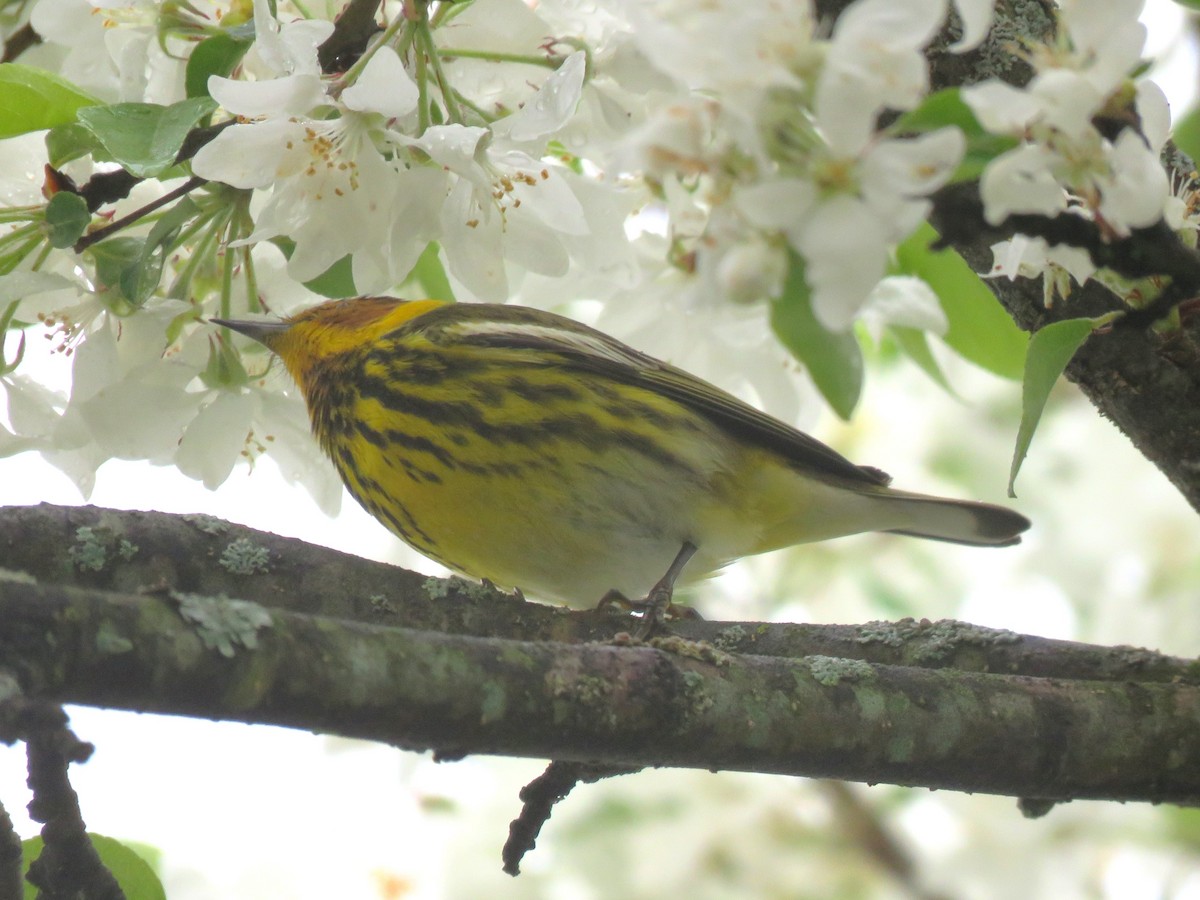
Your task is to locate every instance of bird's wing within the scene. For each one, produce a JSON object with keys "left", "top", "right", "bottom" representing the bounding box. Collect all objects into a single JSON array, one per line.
[{"left": 421, "top": 304, "right": 891, "bottom": 487}]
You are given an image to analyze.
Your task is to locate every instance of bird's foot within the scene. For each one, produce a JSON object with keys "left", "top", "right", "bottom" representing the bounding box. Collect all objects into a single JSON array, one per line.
[{"left": 595, "top": 542, "right": 702, "bottom": 639}]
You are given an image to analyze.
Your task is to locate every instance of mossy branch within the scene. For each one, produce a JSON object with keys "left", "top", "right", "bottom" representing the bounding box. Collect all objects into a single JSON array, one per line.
[
  {"left": 1, "top": 503, "right": 1196, "bottom": 684},
  {"left": 0, "top": 503, "right": 1198, "bottom": 808}
]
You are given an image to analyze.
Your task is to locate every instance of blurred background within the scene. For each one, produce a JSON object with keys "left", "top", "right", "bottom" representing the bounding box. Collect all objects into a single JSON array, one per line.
[{"left": 3, "top": 1, "right": 1200, "bottom": 898}]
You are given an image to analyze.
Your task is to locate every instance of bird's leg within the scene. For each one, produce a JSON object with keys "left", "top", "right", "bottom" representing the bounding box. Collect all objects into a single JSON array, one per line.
[
  {"left": 635, "top": 541, "right": 699, "bottom": 638},
  {"left": 595, "top": 542, "right": 701, "bottom": 635}
]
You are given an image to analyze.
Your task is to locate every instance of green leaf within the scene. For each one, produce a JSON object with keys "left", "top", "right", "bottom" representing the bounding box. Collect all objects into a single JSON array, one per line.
[
  {"left": 411, "top": 241, "right": 455, "bottom": 301},
  {"left": 120, "top": 246, "right": 165, "bottom": 305},
  {"left": 87, "top": 237, "right": 147, "bottom": 310},
  {"left": 22, "top": 833, "right": 166, "bottom": 900},
  {"left": 271, "top": 238, "right": 359, "bottom": 298},
  {"left": 895, "top": 222, "right": 1028, "bottom": 380},
  {"left": 891, "top": 88, "right": 985, "bottom": 136},
  {"left": 202, "top": 330, "right": 252, "bottom": 388},
  {"left": 77, "top": 98, "right": 218, "bottom": 178},
  {"left": 1009, "top": 314, "right": 1115, "bottom": 497},
  {"left": 305, "top": 253, "right": 357, "bottom": 298},
  {"left": 888, "top": 325, "right": 955, "bottom": 395},
  {"left": 1173, "top": 104, "right": 1200, "bottom": 166},
  {"left": 770, "top": 251, "right": 863, "bottom": 420},
  {"left": 88, "top": 236, "right": 144, "bottom": 288},
  {"left": 144, "top": 195, "right": 200, "bottom": 252},
  {"left": 44, "top": 191, "right": 91, "bottom": 249},
  {"left": 186, "top": 33, "right": 252, "bottom": 100},
  {"left": 0, "top": 64, "right": 101, "bottom": 138},
  {"left": 45, "top": 121, "right": 109, "bottom": 167},
  {"left": 87, "top": 197, "right": 200, "bottom": 306},
  {"left": 954, "top": 133, "right": 1019, "bottom": 184}
]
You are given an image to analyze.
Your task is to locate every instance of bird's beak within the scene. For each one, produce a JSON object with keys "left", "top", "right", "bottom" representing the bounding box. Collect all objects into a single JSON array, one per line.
[{"left": 210, "top": 318, "right": 290, "bottom": 346}]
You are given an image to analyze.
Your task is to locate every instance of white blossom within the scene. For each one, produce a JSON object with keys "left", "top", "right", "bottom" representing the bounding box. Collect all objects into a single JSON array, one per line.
[
  {"left": 1095, "top": 130, "right": 1170, "bottom": 229},
  {"left": 392, "top": 53, "right": 606, "bottom": 301},
  {"left": 817, "top": 0, "right": 946, "bottom": 152},
  {"left": 978, "top": 144, "right": 1068, "bottom": 224},
  {"left": 194, "top": 39, "right": 430, "bottom": 290},
  {"left": 860, "top": 275, "right": 948, "bottom": 337},
  {"left": 963, "top": 0, "right": 1166, "bottom": 235},
  {"left": 5, "top": 0, "right": 1184, "bottom": 501},
  {"left": 30, "top": 0, "right": 199, "bottom": 102},
  {"left": 738, "top": 128, "right": 963, "bottom": 330}
]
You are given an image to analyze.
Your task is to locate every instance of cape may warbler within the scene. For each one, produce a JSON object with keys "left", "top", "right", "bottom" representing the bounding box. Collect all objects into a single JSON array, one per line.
[{"left": 214, "top": 297, "right": 1029, "bottom": 621}]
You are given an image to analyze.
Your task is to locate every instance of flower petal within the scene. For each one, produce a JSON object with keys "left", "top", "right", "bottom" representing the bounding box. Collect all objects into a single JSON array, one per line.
[
  {"left": 176, "top": 392, "right": 256, "bottom": 489},
  {"left": 979, "top": 144, "right": 1067, "bottom": 224},
  {"left": 208, "top": 72, "right": 326, "bottom": 118},
  {"left": 1097, "top": 131, "right": 1169, "bottom": 230},
  {"left": 862, "top": 275, "right": 947, "bottom": 333},
  {"left": 192, "top": 120, "right": 306, "bottom": 189},
  {"left": 440, "top": 178, "right": 508, "bottom": 301},
  {"left": 795, "top": 195, "right": 887, "bottom": 331},
  {"left": 492, "top": 51, "right": 587, "bottom": 143},
  {"left": 343, "top": 46, "right": 418, "bottom": 119},
  {"left": 949, "top": 0, "right": 996, "bottom": 51},
  {"left": 736, "top": 178, "right": 818, "bottom": 232}
]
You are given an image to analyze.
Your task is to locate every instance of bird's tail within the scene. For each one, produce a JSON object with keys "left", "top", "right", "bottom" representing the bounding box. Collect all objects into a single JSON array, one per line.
[{"left": 876, "top": 488, "right": 1031, "bottom": 547}]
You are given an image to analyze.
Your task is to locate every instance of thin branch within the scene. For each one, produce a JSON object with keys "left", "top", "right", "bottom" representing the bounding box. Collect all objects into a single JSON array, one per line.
[
  {"left": 0, "top": 798, "right": 21, "bottom": 900},
  {"left": 73, "top": 176, "right": 206, "bottom": 254},
  {"left": 930, "top": 182, "right": 1200, "bottom": 302},
  {"left": 317, "top": 0, "right": 383, "bottom": 73},
  {"left": 911, "top": 0, "right": 1200, "bottom": 516},
  {"left": 61, "top": 119, "right": 234, "bottom": 215},
  {"left": 1, "top": 24, "right": 40, "bottom": 64},
  {"left": 819, "top": 781, "right": 951, "bottom": 900},
  {"left": 503, "top": 761, "right": 638, "bottom": 875},
  {"left": 929, "top": 175, "right": 1200, "bottom": 516},
  {"left": 11, "top": 702, "right": 123, "bottom": 900}
]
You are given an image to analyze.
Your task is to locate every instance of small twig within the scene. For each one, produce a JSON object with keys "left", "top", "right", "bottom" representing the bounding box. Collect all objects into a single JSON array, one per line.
[
  {"left": 76, "top": 169, "right": 141, "bottom": 213},
  {"left": 1, "top": 23, "right": 40, "bottom": 64},
  {"left": 317, "top": 0, "right": 384, "bottom": 73},
  {"left": 0, "top": 799, "right": 22, "bottom": 900},
  {"left": 23, "top": 704, "right": 125, "bottom": 900},
  {"left": 73, "top": 176, "right": 206, "bottom": 254},
  {"left": 502, "top": 761, "right": 640, "bottom": 875}
]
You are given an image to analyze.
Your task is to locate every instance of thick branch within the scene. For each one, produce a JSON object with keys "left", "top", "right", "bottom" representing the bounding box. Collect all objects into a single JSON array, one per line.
[
  {"left": 0, "top": 577, "right": 1197, "bottom": 807},
  {"left": 2, "top": 504, "right": 1196, "bottom": 685}
]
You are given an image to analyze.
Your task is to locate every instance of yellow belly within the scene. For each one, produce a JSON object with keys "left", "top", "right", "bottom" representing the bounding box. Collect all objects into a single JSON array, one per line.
[
  {"left": 317, "top": 358, "right": 912, "bottom": 606},
  {"left": 335, "top": 413, "right": 739, "bottom": 604}
]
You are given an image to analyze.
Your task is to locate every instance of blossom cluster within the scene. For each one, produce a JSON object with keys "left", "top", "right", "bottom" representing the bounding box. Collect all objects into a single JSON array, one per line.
[
  {"left": 0, "top": 0, "right": 1180, "bottom": 498},
  {"left": 968, "top": 0, "right": 1175, "bottom": 294}
]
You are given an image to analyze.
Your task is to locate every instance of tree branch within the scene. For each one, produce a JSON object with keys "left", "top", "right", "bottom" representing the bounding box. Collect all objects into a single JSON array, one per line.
[
  {"left": 0, "top": 797, "right": 22, "bottom": 900},
  {"left": 0, "top": 504, "right": 1198, "bottom": 808},
  {"left": 1, "top": 503, "right": 1195, "bottom": 685},
  {"left": 0, "top": 682, "right": 123, "bottom": 900},
  {"left": 23, "top": 706, "right": 124, "bottom": 900}
]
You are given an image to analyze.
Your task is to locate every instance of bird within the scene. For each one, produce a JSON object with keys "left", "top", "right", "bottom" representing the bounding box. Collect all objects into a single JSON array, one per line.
[{"left": 213, "top": 296, "right": 1029, "bottom": 629}]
